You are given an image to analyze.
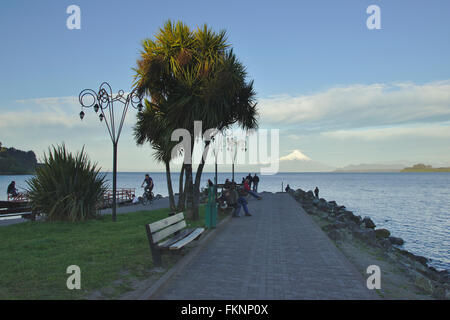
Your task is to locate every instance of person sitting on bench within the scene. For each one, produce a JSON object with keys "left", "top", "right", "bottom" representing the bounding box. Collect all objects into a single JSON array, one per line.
[
  {"left": 223, "top": 179, "right": 232, "bottom": 190},
  {"left": 7, "top": 181, "right": 19, "bottom": 198},
  {"left": 218, "top": 183, "right": 238, "bottom": 210}
]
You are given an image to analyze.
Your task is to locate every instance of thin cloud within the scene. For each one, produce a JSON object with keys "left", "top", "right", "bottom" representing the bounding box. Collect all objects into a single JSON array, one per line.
[
  {"left": 321, "top": 124, "right": 450, "bottom": 141},
  {"left": 259, "top": 80, "right": 450, "bottom": 132},
  {"left": 1, "top": 96, "right": 138, "bottom": 129}
]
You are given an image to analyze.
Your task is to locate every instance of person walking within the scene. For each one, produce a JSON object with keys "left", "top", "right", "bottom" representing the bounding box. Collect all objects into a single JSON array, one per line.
[
  {"left": 252, "top": 174, "right": 259, "bottom": 192},
  {"left": 235, "top": 184, "right": 252, "bottom": 217}
]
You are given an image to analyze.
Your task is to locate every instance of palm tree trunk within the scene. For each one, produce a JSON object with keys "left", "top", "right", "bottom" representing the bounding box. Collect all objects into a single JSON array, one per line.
[
  {"left": 192, "top": 140, "right": 211, "bottom": 220},
  {"left": 184, "top": 136, "right": 197, "bottom": 220},
  {"left": 185, "top": 163, "right": 194, "bottom": 220},
  {"left": 165, "top": 160, "right": 175, "bottom": 211},
  {"left": 193, "top": 162, "right": 205, "bottom": 220},
  {"left": 177, "top": 163, "right": 185, "bottom": 211},
  {"left": 182, "top": 168, "right": 189, "bottom": 208}
]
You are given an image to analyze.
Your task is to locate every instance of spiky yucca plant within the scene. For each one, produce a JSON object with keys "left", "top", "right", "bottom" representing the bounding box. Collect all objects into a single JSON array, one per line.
[{"left": 27, "top": 144, "right": 106, "bottom": 222}]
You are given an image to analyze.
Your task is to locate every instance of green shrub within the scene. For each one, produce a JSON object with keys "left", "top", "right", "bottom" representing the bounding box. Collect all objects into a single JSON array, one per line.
[{"left": 26, "top": 144, "right": 106, "bottom": 222}]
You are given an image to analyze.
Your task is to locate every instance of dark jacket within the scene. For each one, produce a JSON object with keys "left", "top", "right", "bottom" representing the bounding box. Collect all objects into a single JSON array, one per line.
[{"left": 7, "top": 183, "right": 16, "bottom": 195}]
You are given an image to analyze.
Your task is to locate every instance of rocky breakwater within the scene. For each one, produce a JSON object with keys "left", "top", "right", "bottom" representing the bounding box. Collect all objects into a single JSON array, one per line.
[{"left": 288, "top": 188, "right": 450, "bottom": 300}]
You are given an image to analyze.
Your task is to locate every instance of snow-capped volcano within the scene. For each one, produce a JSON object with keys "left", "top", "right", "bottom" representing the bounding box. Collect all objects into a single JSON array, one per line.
[
  {"left": 279, "top": 150, "right": 335, "bottom": 172},
  {"left": 279, "top": 149, "right": 312, "bottom": 161}
]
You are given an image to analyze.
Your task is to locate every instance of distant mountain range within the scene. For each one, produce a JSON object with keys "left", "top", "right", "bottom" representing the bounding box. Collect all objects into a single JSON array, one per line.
[
  {"left": 401, "top": 164, "right": 450, "bottom": 172},
  {"left": 278, "top": 150, "right": 416, "bottom": 173},
  {"left": 333, "top": 163, "right": 405, "bottom": 172}
]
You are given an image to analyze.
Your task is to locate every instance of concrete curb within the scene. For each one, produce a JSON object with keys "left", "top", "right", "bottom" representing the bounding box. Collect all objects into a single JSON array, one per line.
[{"left": 138, "top": 214, "right": 233, "bottom": 300}]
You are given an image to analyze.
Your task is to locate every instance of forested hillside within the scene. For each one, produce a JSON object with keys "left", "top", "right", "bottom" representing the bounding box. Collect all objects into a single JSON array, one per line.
[{"left": 0, "top": 143, "right": 39, "bottom": 174}]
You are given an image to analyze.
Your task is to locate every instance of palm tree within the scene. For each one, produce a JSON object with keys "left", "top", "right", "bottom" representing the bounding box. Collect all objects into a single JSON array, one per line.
[
  {"left": 133, "top": 20, "right": 258, "bottom": 220},
  {"left": 133, "top": 100, "right": 179, "bottom": 210}
]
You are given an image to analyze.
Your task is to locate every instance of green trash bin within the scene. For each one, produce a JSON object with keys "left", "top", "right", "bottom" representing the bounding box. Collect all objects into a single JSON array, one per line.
[{"left": 205, "top": 186, "right": 217, "bottom": 228}]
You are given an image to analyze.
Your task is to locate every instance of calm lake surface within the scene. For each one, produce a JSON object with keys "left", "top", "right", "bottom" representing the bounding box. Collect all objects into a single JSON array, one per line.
[{"left": 1, "top": 172, "right": 449, "bottom": 270}]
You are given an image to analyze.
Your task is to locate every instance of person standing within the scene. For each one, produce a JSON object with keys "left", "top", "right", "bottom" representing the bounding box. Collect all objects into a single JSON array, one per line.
[
  {"left": 314, "top": 186, "right": 319, "bottom": 198},
  {"left": 252, "top": 174, "right": 259, "bottom": 192},
  {"left": 246, "top": 173, "right": 253, "bottom": 189}
]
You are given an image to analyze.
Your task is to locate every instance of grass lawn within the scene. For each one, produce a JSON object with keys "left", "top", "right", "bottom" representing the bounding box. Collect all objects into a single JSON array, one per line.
[{"left": 0, "top": 205, "right": 218, "bottom": 299}]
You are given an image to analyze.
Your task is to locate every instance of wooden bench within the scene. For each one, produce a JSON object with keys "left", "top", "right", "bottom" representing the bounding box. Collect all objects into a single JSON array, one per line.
[
  {"left": 145, "top": 212, "right": 204, "bottom": 267},
  {"left": 0, "top": 200, "right": 38, "bottom": 221}
]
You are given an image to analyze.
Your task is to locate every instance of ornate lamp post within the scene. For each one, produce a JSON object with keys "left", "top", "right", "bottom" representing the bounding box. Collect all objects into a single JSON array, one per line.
[{"left": 78, "top": 82, "right": 143, "bottom": 222}]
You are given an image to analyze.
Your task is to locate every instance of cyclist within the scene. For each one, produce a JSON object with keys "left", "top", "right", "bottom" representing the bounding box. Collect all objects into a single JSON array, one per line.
[{"left": 141, "top": 174, "right": 154, "bottom": 200}]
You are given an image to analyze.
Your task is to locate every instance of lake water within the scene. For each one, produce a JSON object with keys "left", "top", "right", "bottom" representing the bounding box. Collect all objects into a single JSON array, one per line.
[{"left": 1, "top": 172, "right": 449, "bottom": 271}]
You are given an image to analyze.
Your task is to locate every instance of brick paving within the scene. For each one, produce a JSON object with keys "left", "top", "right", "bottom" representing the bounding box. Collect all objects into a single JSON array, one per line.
[{"left": 155, "top": 192, "right": 378, "bottom": 300}]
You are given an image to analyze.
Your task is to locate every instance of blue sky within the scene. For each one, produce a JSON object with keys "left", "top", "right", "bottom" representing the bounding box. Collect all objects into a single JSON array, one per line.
[{"left": 1, "top": 0, "right": 450, "bottom": 172}]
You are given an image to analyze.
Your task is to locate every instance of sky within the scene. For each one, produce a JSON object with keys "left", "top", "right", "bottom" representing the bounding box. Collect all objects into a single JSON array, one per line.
[{"left": 0, "top": 0, "right": 449, "bottom": 172}]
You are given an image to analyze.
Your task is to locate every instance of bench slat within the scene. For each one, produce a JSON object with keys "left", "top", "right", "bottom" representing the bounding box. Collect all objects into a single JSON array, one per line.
[
  {"left": 157, "top": 228, "right": 194, "bottom": 248},
  {"left": 148, "top": 212, "right": 184, "bottom": 233},
  {"left": 0, "top": 201, "right": 30, "bottom": 209},
  {"left": 152, "top": 220, "right": 186, "bottom": 243},
  {"left": 0, "top": 208, "right": 32, "bottom": 214},
  {"left": 169, "top": 228, "right": 204, "bottom": 250},
  {"left": 0, "top": 212, "right": 33, "bottom": 218}
]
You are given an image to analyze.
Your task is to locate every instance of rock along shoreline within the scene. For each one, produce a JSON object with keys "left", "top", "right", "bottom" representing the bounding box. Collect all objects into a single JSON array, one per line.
[{"left": 287, "top": 188, "right": 450, "bottom": 300}]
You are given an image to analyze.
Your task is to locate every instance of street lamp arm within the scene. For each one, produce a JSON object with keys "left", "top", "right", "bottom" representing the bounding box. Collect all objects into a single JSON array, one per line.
[{"left": 78, "top": 82, "right": 143, "bottom": 222}]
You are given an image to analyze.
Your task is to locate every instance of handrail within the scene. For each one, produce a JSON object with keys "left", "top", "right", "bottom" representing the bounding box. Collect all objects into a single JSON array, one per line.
[
  {"left": 102, "top": 188, "right": 136, "bottom": 205},
  {"left": 6, "top": 193, "right": 29, "bottom": 203}
]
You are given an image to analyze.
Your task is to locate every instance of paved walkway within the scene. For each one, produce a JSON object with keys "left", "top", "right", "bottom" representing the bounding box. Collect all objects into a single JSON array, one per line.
[
  {"left": 99, "top": 196, "right": 177, "bottom": 215},
  {"left": 155, "top": 192, "right": 378, "bottom": 300}
]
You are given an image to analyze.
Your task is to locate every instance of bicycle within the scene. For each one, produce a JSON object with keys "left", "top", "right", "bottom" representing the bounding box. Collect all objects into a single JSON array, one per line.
[{"left": 140, "top": 188, "right": 154, "bottom": 206}]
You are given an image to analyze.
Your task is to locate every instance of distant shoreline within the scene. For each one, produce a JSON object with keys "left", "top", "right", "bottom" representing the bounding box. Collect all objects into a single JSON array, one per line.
[
  {"left": 401, "top": 168, "right": 450, "bottom": 173},
  {"left": 3, "top": 170, "right": 450, "bottom": 175},
  {"left": 0, "top": 172, "right": 35, "bottom": 176},
  {"left": 333, "top": 169, "right": 401, "bottom": 173}
]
